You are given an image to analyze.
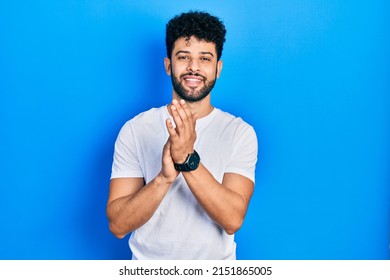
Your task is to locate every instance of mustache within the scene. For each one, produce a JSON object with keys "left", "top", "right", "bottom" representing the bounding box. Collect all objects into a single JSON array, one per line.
[{"left": 180, "top": 72, "right": 206, "bottom": 80}]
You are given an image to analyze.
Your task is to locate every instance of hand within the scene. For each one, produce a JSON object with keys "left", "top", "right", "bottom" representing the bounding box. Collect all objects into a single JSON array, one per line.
[
  {"left": 160, "top": 138, "right": 179, "bottom": 183},
  {"left": 166, "top": 99, "right": 198, "bottom": 163}
]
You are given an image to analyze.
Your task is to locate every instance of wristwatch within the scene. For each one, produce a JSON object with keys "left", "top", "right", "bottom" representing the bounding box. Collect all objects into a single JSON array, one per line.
[{"left": 174, "top": 150, "right": 200, "bottom": 172}]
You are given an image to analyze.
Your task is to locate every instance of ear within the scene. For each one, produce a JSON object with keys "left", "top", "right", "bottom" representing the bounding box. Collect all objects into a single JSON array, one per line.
[
  {"left": 164, "top": 57, "right": 172, "bottom": 75},
  {"left": 216, "top": 60, "right": 223, "bottom": 78}
]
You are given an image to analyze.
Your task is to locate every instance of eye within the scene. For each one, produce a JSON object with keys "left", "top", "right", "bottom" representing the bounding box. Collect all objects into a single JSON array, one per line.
[
  {"left": 200, "top": 57, "right": 211, "bottom": 62},
  {"left": 178, "top": 55, "right": 189, "bottom": 60}
]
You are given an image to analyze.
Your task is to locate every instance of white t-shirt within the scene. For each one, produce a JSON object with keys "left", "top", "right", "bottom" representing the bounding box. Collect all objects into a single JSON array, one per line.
[{"left": 111, "top": 106, "right": 258, "bottom": 259}]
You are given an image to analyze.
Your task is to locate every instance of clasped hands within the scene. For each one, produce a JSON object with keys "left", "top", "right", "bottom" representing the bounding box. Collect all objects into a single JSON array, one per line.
[{"left": 161, "top": 99, "right": 198, "bottom": 182}]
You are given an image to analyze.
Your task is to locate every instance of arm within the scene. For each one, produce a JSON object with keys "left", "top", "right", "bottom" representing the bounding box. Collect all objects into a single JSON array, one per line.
[
  {"left": 183, "top": 166, "right": 254, "bottom": 235},
  {"left": 167, "top": 99, "right": 254, "bottom": 235},
  {"left": 106, "top": 140, "right": 179, "bottom": 239}
]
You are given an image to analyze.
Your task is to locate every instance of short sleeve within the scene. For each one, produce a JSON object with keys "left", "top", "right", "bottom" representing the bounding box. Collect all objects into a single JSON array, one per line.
[
  {"left": 110, "top": 122, "right": 144, "bottom": 179},
  {"left": 225, "top": 124, "right": 258, "bottom": 183}
]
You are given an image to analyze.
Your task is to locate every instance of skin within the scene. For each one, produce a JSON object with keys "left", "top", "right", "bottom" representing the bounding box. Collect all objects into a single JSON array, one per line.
[{"left": 106, "top": 36, "right": 254, "bottom": 238}]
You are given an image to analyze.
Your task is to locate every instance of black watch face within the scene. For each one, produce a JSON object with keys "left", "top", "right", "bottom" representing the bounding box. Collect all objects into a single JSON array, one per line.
[
  {"left": 174, "top": 151, "right": 200, "bottom": 172},
  {"left": 187, "top": 152, "right": 200, "bottom": 170}
]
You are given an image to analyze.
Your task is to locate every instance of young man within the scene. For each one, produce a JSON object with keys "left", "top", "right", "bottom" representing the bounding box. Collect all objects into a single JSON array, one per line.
[{"left": 106, "top": 11, "right": 258, "bottom": 260}]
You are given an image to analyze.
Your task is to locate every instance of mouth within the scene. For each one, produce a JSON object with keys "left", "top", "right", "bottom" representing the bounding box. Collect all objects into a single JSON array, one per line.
[{"left": 181, "top": 74, "right": 205, "bottom": 88}]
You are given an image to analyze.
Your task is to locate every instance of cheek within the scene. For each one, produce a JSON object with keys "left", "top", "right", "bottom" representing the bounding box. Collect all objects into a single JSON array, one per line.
[
  {"left": 207, "top": 67, "right": 219, "bottom": 79},
  {"left": 173, "top": 65, "right": 191, "bottom": 79},
  {"left": 171, "top": 63, "right": 182, "bottom": 75}
]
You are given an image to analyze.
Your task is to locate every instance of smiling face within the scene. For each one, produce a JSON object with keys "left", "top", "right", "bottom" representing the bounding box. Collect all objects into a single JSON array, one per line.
[{"left": 164, "top": 36, "right": 223, "bottom": 102}]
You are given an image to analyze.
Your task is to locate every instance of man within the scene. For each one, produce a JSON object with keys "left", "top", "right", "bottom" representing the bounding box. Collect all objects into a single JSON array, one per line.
[{"left": 106, "top": 11, "right": 258, "bottom": 260}]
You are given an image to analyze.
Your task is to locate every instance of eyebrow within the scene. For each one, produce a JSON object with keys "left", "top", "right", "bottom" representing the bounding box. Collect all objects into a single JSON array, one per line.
[{"left": 175, "top": 50, "right": 215, "bottom": 57}]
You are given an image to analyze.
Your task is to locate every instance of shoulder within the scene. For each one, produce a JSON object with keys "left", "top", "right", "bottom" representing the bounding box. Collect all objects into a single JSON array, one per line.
[
  {"left": 114, "top": 106, "right": 168, "bottom": 143},
  {"left": 214, "top": 108, "right": 257, "bottom": 136},
  {"left": 120, "top": 106, "right": 167, "bottom": 130},
  {"left": 129, "top": 106, "right": 167, "bottom": 124}
]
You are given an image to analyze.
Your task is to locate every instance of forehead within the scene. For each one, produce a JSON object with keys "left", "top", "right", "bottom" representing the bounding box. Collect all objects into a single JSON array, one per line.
[{"left": 172, "top": 36, "right": 217, "bottom": 55}]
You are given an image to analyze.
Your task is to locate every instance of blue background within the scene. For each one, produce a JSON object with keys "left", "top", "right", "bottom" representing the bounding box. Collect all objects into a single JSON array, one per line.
[{"left": 1, "top": 0, "right": 389, "bottom": 260}]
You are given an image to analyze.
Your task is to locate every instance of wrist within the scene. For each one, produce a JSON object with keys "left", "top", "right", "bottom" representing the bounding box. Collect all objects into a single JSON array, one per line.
[
  {"left": 173, "top": 149, "right": 194, "bottom": 164},
  {"left": 157, "top": 171, "right": 175, "bottom": 186}
]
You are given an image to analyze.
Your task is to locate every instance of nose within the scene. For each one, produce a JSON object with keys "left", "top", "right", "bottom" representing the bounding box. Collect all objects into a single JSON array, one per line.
[{"left": 187, "top": 58, "right": 200, "bottom": 73}]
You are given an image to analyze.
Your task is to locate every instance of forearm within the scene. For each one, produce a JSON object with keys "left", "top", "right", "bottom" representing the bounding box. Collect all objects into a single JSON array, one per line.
[
  {"left": 182, "top": 164, "right": 252, "bottom": 235},
  {"left": 107, "top": 174, "right": 172, "bottom": 238}
]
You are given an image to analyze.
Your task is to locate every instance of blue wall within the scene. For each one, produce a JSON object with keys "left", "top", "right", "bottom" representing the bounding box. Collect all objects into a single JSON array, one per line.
[{"left": 1, "top": 0, "right": 389, "bottom": 259}]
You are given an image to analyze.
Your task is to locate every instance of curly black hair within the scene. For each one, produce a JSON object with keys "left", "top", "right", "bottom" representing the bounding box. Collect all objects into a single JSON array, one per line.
[{"left": 165, "top": 11, "right": 226, "bottom": 60}]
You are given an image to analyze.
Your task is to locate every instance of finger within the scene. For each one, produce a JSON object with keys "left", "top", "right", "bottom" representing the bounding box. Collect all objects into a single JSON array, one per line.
[
  {"left": 179, "top": 99, "right": 197, "bottom": 126},
  {"left": 162, "top": 137, "right": 170, "bottom": 155},
  {"left": 162, "top": 139, "right": 175, "bottom": 170},
  {"left": 178, "top": 100, "right": 197, "bottom": 136},
  {"left": 165, "top": 119, "right": 178, "bottom": 138},
  {"left": 173, "top": 100, "right": 191, "bottom": 133},
  {"left": 165, "top": 118, "right": 178, "bottom": 139},
  {"left": 179, "top": 99, "right": 193, "bottom": 119},
  {"left": 175, "top": 99, "right": 191, "bottom": 125},
  {"left": 170, "top": 104, "right": 184, "bottom": 133}
]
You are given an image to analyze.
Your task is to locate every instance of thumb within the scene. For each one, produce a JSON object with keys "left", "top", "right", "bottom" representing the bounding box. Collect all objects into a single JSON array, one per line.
[{"left": 162, "top": 137, "right": 172, "bottom": 158}]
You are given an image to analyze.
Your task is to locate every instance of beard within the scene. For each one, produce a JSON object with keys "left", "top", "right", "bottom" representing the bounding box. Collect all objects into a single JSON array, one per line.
[{"left": 170, "top": 69, "right": 217, "bottom": 102}]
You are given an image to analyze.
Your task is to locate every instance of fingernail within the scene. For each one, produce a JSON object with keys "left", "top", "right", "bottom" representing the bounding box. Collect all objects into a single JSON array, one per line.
[
  {"left": 172, "top": 99, "right": 178, "bottom": 104},
  {"left": 180, "top": 99, "right": 185, "bottom": 104}
]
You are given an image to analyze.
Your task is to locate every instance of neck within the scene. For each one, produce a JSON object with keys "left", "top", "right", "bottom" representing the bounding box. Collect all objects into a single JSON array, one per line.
[{"left": 170, "top": 93, "right": 214, "bottom": 119}]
